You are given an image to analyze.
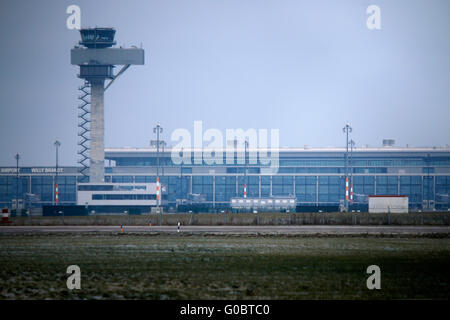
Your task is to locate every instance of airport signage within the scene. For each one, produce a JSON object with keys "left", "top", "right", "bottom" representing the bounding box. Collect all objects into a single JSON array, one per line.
[
  {"left": 0, "top": 168, "right": 19, "bottom": 173},
  {"left": 31, "top": 168, "right": 64, "bottom": 173},
  {"left": 0, "top": 167, "right": 76, "bottom": 174}
]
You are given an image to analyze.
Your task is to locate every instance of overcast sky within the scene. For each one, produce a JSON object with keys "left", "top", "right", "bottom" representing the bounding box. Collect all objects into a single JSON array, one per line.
[{"left": 0, "top": 0, "right": 449, "bottom": 166}]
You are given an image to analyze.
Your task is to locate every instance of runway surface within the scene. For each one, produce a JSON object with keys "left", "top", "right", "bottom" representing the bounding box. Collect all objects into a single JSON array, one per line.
[{"left": 0, "top": 225, "right": 449, "bottom": 235}]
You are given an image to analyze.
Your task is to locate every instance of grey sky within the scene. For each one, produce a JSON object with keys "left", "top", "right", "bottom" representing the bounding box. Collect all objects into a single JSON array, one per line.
[{"left": 0, "top": 0, "right": 449, "bottom": 166}]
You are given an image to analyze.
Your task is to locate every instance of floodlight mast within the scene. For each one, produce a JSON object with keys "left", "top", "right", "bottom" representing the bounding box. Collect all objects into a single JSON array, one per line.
[
  {"left": 54, "top": 140, "right": 61, "bottom": 205},
  {"left": 71, "top": 28, "right": 144, "bottom": 183},
  {"left": 153, "top": 123, "right": 163, "bottom": 223},
  {"left": 349, "top": 139, "right": 355, "bottom": 204},
  {"left": 15, "top": 153, "right": 20, "bottom": 211},
  {"left": 343, "top": 123, "right": 352, "bottom": 212}
]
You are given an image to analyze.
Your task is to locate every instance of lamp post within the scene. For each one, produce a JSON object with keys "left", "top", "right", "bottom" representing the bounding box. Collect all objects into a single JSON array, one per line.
[
  {"left": 14, "top": 153, "right": 20, "bottom": 212},
  {"left": 153, "top": 123, "right": 163, "bottom": 178},
  {"left": 153, "top": 123, "right": 163, "bottom": 224},
  {"left": 342, "top": 124, "right": 352, "bottom": 212},
  {"left": 54, "top": 140, "right": 61, "bottom": 205},
  {"left": 349, "top": 139, "right": 355, "bottom": 206}
]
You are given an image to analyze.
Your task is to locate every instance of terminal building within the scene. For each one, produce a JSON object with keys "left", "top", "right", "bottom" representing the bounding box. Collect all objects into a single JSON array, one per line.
[
  {"left": 5, "top": 28, "right": 448, "bottom": 213},
  {"left": 1, "top": 142, "right": 450, "bottom": 212}
]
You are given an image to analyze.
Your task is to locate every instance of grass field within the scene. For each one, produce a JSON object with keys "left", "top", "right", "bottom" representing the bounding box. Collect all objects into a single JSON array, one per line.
[{"left": 0, "top": 233, "right": 449, "bottom": 299}]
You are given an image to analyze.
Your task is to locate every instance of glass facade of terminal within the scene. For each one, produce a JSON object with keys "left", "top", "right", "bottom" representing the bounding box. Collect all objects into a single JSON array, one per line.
[{"left": 1, "top": 147, "right": 450, "bottom": 210}]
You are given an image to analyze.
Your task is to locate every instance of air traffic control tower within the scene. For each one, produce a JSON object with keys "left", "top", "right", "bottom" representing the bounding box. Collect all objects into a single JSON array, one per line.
[{"left": 71, "top": 28, "right": 144, "bottom": 183}]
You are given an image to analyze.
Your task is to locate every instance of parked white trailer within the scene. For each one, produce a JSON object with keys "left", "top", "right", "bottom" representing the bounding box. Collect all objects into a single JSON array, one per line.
[{"left": 369, "top": 195, "right": 409, "bottom": 213}]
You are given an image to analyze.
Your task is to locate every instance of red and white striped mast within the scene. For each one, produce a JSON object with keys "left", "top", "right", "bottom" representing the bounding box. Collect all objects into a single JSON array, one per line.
[
  {"left": 345, "top": 177, "right": 349, "bottom": 203},
  {"left": 156, "top": 176, "right": 160, "bottom": 205}
]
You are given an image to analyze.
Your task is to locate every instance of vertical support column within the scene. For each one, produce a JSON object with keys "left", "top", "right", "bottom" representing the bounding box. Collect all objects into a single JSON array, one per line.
[
  {"left": 213, "top": 175, "right": 215, "bottom": 208},
  {"left": 374, "top": 175, "right": 377, "bottom": 195},
  {"left": 75, "top": 175, "right": 78, "bottom": 204},
  {"left": 433, "top": 175, "right": 436, "bottom": 204},
  {"left": 89, "top": 79, "right": 105, "bottom": 183},
  {"left": 316, "top": 175, "right": 319, "bottom": 205},
  {"left": 258, "top": 175, "right": 261, "bottom": 198},
  {"left": 421, "top": 175, "right": 424, "bottom": 205},
  {"left": 270, "top": 175, "right": 273, "bottom": 197},
  {"left": 293, "top": 175, "right": 296, "bottom": 196}
]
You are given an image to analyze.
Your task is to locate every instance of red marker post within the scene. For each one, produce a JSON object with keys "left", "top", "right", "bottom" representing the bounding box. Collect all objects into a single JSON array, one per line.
[
  {"left": 350, "top": 184, "right": 353, "bottom": 204},
  {"left": 345, "top": 177, "right": 349, "bottom": 202},
  {"left": 1, "top": 208, "right": 11, "bottom": 224}
]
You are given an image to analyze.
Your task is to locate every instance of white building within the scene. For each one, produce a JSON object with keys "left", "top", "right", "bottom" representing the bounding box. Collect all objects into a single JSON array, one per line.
[{"left": 77, "top": 183, "right": 160, "bottom": 207}]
